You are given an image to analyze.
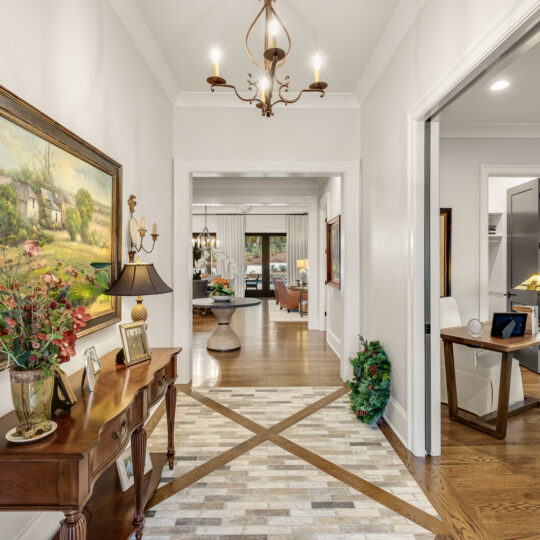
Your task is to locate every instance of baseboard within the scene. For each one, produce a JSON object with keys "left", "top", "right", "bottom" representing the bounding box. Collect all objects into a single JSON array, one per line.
[
  {"left": 326, "top": 327, "right": 342, "bottom": 358},
  {"left": 17, "top": 510, "right": 62, "bottom": 540},
  {"left": 383, "top": 397, "right": 408, "bottom": 449}
]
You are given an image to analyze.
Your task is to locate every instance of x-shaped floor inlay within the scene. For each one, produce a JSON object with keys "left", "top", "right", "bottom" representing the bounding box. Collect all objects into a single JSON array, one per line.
[{"left": 146, "top": 385, "right": 449, "bottom": 538}]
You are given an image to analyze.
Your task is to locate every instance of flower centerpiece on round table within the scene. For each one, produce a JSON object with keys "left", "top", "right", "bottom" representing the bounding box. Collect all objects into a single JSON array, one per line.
[
  {"left": 0, "top": 240, "right": 90, "bottom": 440},
  {"left": 209, "top": 277, "right": 234, "bottom": 302}
]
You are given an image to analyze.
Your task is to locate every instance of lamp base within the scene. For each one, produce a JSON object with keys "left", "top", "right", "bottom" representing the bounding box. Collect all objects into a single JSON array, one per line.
[{"left": 131, "top": 296, "right": 148, "bottom": 322}]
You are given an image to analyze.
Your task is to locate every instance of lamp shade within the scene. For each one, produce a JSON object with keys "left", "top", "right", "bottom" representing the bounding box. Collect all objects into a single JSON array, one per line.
[
  {"left": 515, "top": 273, "right": 540, "bottom": 292},
  {"left": 106, "top": 263, "right": 172, "bottom": 296},
  {"left": 296, "top": 259, "right": 308, "bottom": 271}
]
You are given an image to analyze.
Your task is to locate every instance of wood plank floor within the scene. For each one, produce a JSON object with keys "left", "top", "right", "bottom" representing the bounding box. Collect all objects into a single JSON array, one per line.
[
  {"left": 192, "top": 300, "right": 540, "bottom": 539},
  {"left": 192, "top": 298, "right": 342, "bottom": 387}
]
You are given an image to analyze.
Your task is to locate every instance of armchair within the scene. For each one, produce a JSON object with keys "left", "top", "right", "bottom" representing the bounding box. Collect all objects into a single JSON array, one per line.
[{"left": 440, "top": 297, "right": 524, "bottom": 416}]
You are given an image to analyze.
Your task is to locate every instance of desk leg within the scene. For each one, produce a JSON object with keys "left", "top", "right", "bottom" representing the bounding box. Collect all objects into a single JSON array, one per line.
[
  {"left": 60, "top": 511, "right": 87, "bottom": 540},
  {"left": 166, "top": 382, "right": 176, "bottom": 469},
  {"left": 494, "top": 352, "right": 513, "bottom": 439},
  {"left": 131, "top": 426, "right": 146, "bottom": 539},
  {"left": 443, "top": 340, "right": 458, "bottom": 418}
]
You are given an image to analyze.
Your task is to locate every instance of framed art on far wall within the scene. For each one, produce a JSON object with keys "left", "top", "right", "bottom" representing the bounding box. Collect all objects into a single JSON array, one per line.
[
  {"left": 0, "top": 86, "right": 122, "bottom": 359},
  {"left": 326, "top": 215, "right": 341, "bottom": 289},
  {"left": 440, "top": 208, "right": 452, "bottom": 297}
]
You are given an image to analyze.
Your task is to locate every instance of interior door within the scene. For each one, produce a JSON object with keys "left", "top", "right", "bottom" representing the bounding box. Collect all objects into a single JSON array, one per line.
[{"left": 507, "top": 178, "right": 540, "bottom": 372}]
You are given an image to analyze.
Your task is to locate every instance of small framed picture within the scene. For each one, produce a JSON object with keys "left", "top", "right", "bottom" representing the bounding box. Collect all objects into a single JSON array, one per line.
[
  {"left": 116, "top": 445, "right": 153, "bottom": 492},
  {"left": 119, "top": 321, "right": 151, "bottom": 366},
  {"left": 83, "top": 346, "right": 101, "bottom": 375},
  {"left": 83, "top": 354, "right": 96, "bottom": 392}
]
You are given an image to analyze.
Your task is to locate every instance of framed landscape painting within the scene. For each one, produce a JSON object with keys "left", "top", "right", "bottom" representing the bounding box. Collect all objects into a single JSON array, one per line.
[
  {"left": 326, "top": 215, "right": 341, "bottom": 289},
  {"left": 0, "top": 86, "right": 122, "bottom": 360}
]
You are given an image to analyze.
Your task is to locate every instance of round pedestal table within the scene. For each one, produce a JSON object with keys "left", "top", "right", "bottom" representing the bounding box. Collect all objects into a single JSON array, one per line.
[{"left": 192, "top": 297, "right": 262, "bottom": 351}]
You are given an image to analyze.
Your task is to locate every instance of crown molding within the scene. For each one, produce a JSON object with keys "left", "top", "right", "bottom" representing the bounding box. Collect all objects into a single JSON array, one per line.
[
  {"left": 354, "top": 0, "right": 428, "bottom": 106},
  {"left": 110, "top": 0, "right": 179, "bottom": 104},
  {"left": 174, "top": 91, "right": 359, "bottom": 109},
  {"left": 440, "top": 122, "right": 540, "bottom": 138}
]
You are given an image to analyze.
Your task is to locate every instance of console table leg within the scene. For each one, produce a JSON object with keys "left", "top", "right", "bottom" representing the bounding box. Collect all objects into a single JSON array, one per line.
[
  {"left": 131, "top": 426, "right": 146, "bottom": 537},
  {"left": 166, "top": 383, "right": 177, "bottom": 470},
  {"left": 59, "top": 511, "right": 87, "bottom": 540}
]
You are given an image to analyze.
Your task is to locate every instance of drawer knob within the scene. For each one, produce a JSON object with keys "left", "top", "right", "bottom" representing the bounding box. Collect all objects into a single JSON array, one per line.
[
  {"left": 112, "top": 419, "right": 127, "bottom": 439},
  {"left": 158, "top": 375, "right": 166, "bottom": 386}
]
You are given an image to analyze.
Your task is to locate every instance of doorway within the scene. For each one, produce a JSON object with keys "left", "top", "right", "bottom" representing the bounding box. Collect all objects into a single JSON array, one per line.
[{"left": 245, "top": 233, "right": 287, "bottom": 297}]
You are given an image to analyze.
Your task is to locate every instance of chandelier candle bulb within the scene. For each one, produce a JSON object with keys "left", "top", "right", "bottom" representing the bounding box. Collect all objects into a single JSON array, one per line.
[
  {"left": 152, "top": 222, "right": 157, "bottom": 235},
  {"left": 140, "top": 216, "right": 145, "bottom": 229},
  {"left": 313, "top": 55, "right": 322, "bottom": 83},
  {"left": 211, "top": 48, "right": 220, "bottom": 77},
  {"left": 269, "top": 19, "right": 278, "bottom": 48}
]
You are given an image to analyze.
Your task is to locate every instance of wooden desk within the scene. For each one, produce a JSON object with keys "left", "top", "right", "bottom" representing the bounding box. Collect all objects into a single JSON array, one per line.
[
  {"left": 0, "top": 347, "right": 180, "bottom": 540},
  {"left": 441, "top": 326, "right": 539, "bottom": 439}
]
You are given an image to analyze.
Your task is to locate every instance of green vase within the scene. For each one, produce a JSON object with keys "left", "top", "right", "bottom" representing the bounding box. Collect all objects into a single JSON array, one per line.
[{"left": 10, "top": 369, "right": 54, "bottom": 439}]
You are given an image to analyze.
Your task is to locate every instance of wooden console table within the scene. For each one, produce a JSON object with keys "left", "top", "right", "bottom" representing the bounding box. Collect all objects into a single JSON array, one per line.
[
  {"left": 0, "top": 347, "right": 180, "bottom": 540},
  {"left": 441, "top": 325, "right": 539, "bottom": 439}
]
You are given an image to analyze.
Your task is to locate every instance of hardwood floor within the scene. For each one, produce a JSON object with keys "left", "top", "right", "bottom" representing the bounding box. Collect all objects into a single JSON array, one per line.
[
  {"left": 192, "top": 298, "right": 342, "bottom": 387},
  {"left": 382, "top": 366, "right": 540, "bottom": 540},
  {"left": 192, "top": 301, "right": 540, "bottom": 539}
]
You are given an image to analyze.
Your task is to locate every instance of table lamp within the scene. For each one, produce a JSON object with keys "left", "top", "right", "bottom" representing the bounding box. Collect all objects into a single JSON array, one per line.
[
  {"left": 515, "top": 273, "right": 540, "bottom": 291},
  {"left": 296, "top": 259, "right": 308, "bottom": 286},
  {"left": 106, "top": 262, "right": 172, "bottom": 322}
]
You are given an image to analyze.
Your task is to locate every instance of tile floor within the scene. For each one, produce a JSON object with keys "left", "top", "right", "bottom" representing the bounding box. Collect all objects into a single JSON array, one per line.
[{"left": 142, "top": 387, "right": 442, "bottom": 539}]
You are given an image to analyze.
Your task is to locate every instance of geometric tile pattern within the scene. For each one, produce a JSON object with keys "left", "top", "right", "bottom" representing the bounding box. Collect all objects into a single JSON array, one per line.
[
  {"left": 140, "top": 386, "right": 447, "bottom": 539},
  {"left": 144, "top": 441, "right": 435, "bottom": 539},
  {"left": 283, "top": 395, "right": 439, "bottom": 517}
]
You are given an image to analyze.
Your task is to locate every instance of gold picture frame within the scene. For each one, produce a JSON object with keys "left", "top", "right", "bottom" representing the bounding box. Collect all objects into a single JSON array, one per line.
[{"left": 119, "top": 321, "right": 151, "bottom": 366}]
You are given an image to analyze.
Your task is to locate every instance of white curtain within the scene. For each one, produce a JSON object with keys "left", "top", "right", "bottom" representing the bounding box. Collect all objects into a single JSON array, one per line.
[
  {"left": 286, "top": 215, "right": 308, "bottom": 286},
  {"left": 216, "top": 215, "right": 246, "bottom": 297}
]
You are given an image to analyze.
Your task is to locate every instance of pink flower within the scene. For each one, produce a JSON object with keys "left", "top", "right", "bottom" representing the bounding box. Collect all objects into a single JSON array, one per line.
[
  {"left": 6, "top": 297, "right": 16, "bottom": 309},
  {"left": 53, "top": 331, "right": 77, "bottom": 360},
  {"left": 71, "top": 306, "right": 90, "bottom": 330},
  {"left": 23, "top": 240, "right": 41, "bottom": 257},
  {"left": 42, "top": 272, "right": 60, "bottom": 285},
  {"left": 6, "top": 317, "right": 17, "bottom": 327},
  {"left": 32, "top": 341, "right": 40, "bottom": 350}
]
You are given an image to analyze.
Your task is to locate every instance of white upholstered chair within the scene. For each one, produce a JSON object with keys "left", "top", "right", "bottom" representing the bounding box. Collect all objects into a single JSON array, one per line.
[{"left": 440, "top": 297, "right": 524, "bottom": 416}]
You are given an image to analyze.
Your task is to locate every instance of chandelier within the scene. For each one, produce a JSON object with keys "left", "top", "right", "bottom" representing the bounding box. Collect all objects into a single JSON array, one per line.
[
  {"left": 206, "top": 0, "right": 328, "bottom": 118},
  {"left": 194, "top": 206, "right": 216, "bottom": 249}
]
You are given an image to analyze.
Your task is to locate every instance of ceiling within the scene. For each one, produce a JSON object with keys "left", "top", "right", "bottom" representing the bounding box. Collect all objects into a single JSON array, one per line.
[
  {"left": 440, "top": 38, "right": 540, "bottom": 124},
  {"left": 134, "top": 0, "right": 400, "bottom": 95}
]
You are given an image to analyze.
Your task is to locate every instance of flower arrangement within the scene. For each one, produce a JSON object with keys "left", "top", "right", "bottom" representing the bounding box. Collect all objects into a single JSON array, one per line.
[
  {"left": 348, "top": 336, "right": 391, "bottom": 425},
  {"left": 0, "top": 240, "right": 90, "bottom": 376},
  {"left": 209, "top": 277, "right": 234, "bottom": 297}
]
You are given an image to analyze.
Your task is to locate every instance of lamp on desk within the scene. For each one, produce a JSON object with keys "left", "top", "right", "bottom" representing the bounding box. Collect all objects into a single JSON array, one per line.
[
  {"left": 515, "top": 273, "right": 540, "bottom": 291},
  {"left": 296, "top": 259, "right": 308, "bottom": 287},
  {"left": 106, "top": 261, "right": 172, "bottom": 322}
]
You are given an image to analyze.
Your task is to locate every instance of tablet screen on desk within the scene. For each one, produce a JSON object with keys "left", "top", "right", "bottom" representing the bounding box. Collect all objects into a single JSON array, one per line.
[{"left": 491, "top": 313, "right": 527, "bottom": 338}]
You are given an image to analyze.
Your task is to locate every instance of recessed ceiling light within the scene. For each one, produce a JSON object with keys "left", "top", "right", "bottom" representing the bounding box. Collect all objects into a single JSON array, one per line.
[{"left": 490, "top": 80, "right": 509, "bottom": 91}]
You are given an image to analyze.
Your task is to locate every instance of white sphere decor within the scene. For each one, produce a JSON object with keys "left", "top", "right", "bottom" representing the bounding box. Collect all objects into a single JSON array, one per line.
[{"left": 467, "top": 318, "right": 484, "bottom": 337}]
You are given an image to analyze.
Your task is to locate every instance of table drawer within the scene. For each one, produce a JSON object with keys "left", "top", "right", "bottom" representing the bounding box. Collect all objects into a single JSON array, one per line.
[{"left": 149, "top": 366, "right": 169, "bottom": 404}]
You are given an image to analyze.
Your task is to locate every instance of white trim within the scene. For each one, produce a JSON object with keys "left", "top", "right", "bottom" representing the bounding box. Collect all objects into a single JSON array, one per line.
[
  {"left": 407, "top": 0, "right": 540, "bottom": 457},
  {"left": 383, "top": 397, "right": 408, "bottom": 449},
  {"left": 174, "top": 159, "right": 360, "bottom": 385},
  {"left": 326, "top": 327, "right": 342, "bottom": 359},
  {"left": 441, "top": 123, "right": 540, "bottom": 138},
  {"left": 354, "top": 0, "right": 428, "bottom": 105},
  {"left": 175, "top": 92, "right": 359, "bottom": 109},
  {"left": 479, "top": 164, "right": 540, "bottom": 320},
  {"left": 110, "top": 0, "right": 179, "bottom": 104}
]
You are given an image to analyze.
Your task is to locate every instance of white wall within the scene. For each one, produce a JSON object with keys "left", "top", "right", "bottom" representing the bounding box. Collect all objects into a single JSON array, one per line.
[
  {"left": 359, "top": 0, "right": 537, "bottom": 447},
  {"left": 319, "top": 178, "right": 344, "bottom": 357},
  {"left": 0, "top": 1, "right": 173, "bottom": 537},
  {"left": 488, "top": 176, "right": 536, "bottom": 314},
  {"left": 174, "top": 107, "right": 360, "bottom": 160},
  {"left": 439, "top": 138, "right": 540, "bottom": 322}
]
